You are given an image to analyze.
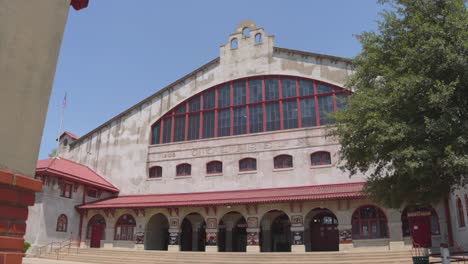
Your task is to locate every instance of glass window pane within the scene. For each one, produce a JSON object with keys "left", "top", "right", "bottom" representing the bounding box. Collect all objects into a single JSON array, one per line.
[
  {"left": 233, "top": 107, "right": 247, "bottom": 135},
  {"left": 189, "top": 96, "right": 201, "bottom": 112},
  {"left": 203, "top": 90, "right": 215, "bottom": 109},
  {"left": 187, "top": 114, "right": 200, "bottom": 140},
  {"left": 248, "top": 79, "right": 262, "bottom": 103},
  {"left": 380, "top": 221, "right": 387, "bottom": 238},
  {"left": 300, "top": 98, "right": 316, "bottom": 127},
  {"left": 218, "top": 85, "right": 230, "bottom": 108},
  {"left": 249, "top": 105, "right": 263, "bottom": 133},
  {"left": 265, "top": 78, "right": 279, "bottom": 100},
  {"left": 318, "top": 96, "right": 334, "bottom": 125},
  {"left": 174, "top": 104, "right": 186, "bottom": 114},
  {"left": 217, "top": 109, "right": 230, "bottom": 137},
  {"left": 151, "top": 122, "right": 161, "bottom": 144},
  {"left": 233, "top": 81, "right": 246, "bottom": 105},
  {"left": 282, "top": 100, "right": 298, "bottom": 129},
  {"left": 173, "top": 116, "right": 185, "bottom": 142},
  {"left": 317, "top": 83, "right": 333, "bottom": 94},
  {"left": 162, "top": 118, "right": 172, "bottom": 143},
  {"left": 282, "top": 78, "right": 296, "bottom": 98},
  {"left": 335, "top": 93, "right": 348, "bottom": 111},
  {"left": 299, "top": 80, "right": 314, "bottom": 96},
  {"left": 265, "top": 102, "right": 280, "bottom": 131},
  {"left": 202, "top": 111, "right": 214, "bottom": 138}
]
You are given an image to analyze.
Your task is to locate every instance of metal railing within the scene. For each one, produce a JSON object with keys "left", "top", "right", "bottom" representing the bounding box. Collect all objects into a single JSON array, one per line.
[{"left": 35, "top": 233, "right": 79, "bottom": 259}]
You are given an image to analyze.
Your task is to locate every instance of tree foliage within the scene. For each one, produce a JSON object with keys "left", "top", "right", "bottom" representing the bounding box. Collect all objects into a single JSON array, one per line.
[{"left": 332, "top": 0, "right": 468, "bottom": 208}]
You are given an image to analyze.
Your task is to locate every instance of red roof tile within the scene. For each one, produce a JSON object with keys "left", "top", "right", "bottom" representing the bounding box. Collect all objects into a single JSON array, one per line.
[
  {"left": 59, "top": 131, "right": 78, "bottom": 141},
  {"left": 36, "top": 158, "right": 119, "bottom": 193},
  {"left": 79, "top": 182, "right": 365, "bottom": 209}
]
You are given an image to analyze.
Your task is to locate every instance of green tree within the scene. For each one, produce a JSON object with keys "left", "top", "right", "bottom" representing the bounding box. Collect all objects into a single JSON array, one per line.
[
  {"left": 332, "top": 0, "right": 468, "bottom": 208},
  {"left": 48, "top": 148, "right": 57, "bottom": 158}
]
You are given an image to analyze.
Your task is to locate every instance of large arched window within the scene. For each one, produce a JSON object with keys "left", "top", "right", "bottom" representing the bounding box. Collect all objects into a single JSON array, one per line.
[
  {"left": 176, "top": 163, "right": 191, "bottom": 176},
  {"left": 207, "top": 161, "right": 222, "bottom": 174},
  {"left": 274, "top": 155, "right": 293, "bottom": 169},
  {"left": 352, "top": 205, "right": 388, "bottom": 239},
  {"left": 114, "top": 214, "right": 136, "bottom": 241},
  {"left": 56, "top": 214, "right": 68, "bottom": 232},
  {"left": 401, "top": 207, "right": 440, "bottom": 237},
  {"left": 149, "top": 166, "right": 162, "bottom": 178},
  {"left": 150, "top": 76, "right": 350, "bottom": 145},
  {"left": 310, "top": 151, "right": 331, "bottom": 166},
  {"left": 239, "top": 158, "right": 257, "bottom": 172},
  {"left": 456, "top": 197, "right": 465, "bottom": 227}
]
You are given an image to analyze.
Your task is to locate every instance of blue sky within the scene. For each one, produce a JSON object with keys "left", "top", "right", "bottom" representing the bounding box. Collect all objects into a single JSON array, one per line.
[{"left": 39, "top": 0, "right": 386, "bottom": 158}]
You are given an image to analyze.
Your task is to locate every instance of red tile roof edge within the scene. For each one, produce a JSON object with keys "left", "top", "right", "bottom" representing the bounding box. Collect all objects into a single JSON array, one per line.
[
  {"left": 36, "top": 158, "right": 119, "bottom": 193},
  {"left": 59, "top": 131, "right": 78, "bottom": 141}
]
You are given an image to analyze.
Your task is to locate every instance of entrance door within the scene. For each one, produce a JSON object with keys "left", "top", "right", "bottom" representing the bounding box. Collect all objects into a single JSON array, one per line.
[
  {"left": 408, "top": 212, "right": 431, "bottom": 247},
  {"left": 90, "top": 224, "right": 104, "bottom": 248},
  {"left": 310, "top": 213, "right": 339, "bottom": 251}
]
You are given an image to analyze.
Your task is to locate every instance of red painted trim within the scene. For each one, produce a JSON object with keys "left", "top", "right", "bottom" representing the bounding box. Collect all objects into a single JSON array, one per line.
[
  {"left": 278, "top": 77, "right": 284, "bottom": 130},
  {"left": 214, "top": 87, "right": 218, "bottom": 138},
  {"left": 332, "top": 89, "right": 337, "bottom": 112},
  {"left": 170, "top": 115, "right": 175, "bottom": 143},
  {"left": 230, "top": 82, "right": 234, "bottom": 136},
  {"left": 313, "top": 81, "right": 320, "bottom": 126},
  {"left": 295, "top": 78, "right": 302, "bottom": 128},
  {"left": 261, "top": 78, "right": 266, "bottom": 132},
  {"left": 199, "top": 94, "right": 203, "bottom": 139},
  {"left": 159, "top": 119, "right": 164, "bottom": 144},
  {"left": 351, "top": 205, "right": 388, "bottom": 239},
  {"left": 444, "top": 197, "right": 454, "bottom": 246},
  {"left": 184, "top": 103, "right": 189, "bottom": 141},
  {"left": 246, "top": 79, "right": 250, "bottom": 133}
]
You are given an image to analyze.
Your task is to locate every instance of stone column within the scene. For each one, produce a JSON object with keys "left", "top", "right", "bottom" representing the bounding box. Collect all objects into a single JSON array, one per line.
[
  {"left": 246, "top": 228, "right": 260, "bottom": 253},
  {"left": 205, "top": 228, "right": 218, "bottom": 252},
  {"left": 291, "top": 226, "right": 305, "bottom": 252},
  {"left": 387, "top": 209, "right": 405, "bottom": 250},
  {"left": 338, "top": 224, "right": 353, "bottom": 251},
  {"left": 167, "top": 228, "right": 180, "bottom": 251}
]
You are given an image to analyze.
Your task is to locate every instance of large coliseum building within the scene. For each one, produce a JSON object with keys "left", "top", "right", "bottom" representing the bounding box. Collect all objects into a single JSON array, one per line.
[{"left": 26, "top": 21, "right": 468, "bottom": 253}]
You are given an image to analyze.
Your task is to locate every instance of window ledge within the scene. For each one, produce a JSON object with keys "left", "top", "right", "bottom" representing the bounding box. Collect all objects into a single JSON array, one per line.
[
  {"left": 458, "top": 227, "right": 467, "bottom": 231},
  {"left": 147, "top": 177, "right": 162, "bottom": 181},
  {"left": 206, "top": 173, "right": 223, "bottom": 177},
  {"left": 352, "top": 238, "right": 389, "bottom": 242},
  {"left": 175, "top": 176, "right": 191, "bottom": 179},
  {"left": 310, "top": 164, "right": 333, "bottom": 169},
  {"left": 238, "top": 170, "right": 257, "bottom": 175},
  {"left": 273, "top": 167, "right": 294, "bottom": 172}
]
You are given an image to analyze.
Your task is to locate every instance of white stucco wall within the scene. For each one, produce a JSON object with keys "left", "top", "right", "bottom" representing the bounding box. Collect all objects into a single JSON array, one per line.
[{"left": 449, "top": 185, "right": 468, "bottom": 249}]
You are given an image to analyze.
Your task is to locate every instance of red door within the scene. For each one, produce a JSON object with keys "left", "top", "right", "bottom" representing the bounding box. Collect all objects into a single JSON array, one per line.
[
  {"left": 408, "top": 212, "right": 431, "bottom": 247},
  {"left": 90, "top": 224, "right": 104, "bottom": 248}
]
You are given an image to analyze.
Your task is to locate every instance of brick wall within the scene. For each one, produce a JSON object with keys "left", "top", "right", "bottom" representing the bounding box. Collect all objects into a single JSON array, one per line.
[{"left": 0, "top": 170, "right": 42, "bottom": 264}]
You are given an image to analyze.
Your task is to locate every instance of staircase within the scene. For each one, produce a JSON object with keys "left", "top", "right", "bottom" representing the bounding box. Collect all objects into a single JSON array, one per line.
[{"left": 31, "top": 247, "right": 423, "bottom": 264}]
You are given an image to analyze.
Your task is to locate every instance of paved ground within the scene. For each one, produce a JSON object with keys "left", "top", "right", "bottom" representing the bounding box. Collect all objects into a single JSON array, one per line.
[{"left": 24, "top": 258, "right": 88, "bottom": 264}]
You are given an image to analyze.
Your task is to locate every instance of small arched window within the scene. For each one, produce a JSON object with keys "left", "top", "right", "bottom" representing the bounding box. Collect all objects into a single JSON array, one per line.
[
  {"left": 242, "top": 27, "right": 250, "bottom": 38},
  {"left": 56, "top": 214, "right": 68, "bottom": 232},
  {"left": 149, "top": 166, "right": 162, "bottom": 178},
  {"left": 239, "top": 158, "right": 257, "bottom": 172},
  {"left": 114, "top": 214, "right": 136, "bottom": 241},
  {"left": 231, "top": 38, "right": 238, "bottom": 49},
  {"left": 207, "top": 161, "right": 222, "bottom": 174},
  {"left": 310, "top": 151, "right": 331, "bottom": 166},
  {"left": 274, "top": 155, "right": 293, "bottom": 169},
  {"left": 176, "top": 163, "right": 191, "bottom": 176},
  {"left": 352, "top": 205, "right": 388, "bottom": 239},
  {"left": 255, "top": 33, "right": 262, "bottom": 44},
  {"left": 456, "top": 197, "right": 465, "bottom": 227}
]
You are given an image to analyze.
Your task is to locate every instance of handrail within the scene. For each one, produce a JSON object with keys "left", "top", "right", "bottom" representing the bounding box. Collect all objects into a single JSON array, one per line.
[{"left": 35, "top": 233, "right": 74, "bottom": 258}]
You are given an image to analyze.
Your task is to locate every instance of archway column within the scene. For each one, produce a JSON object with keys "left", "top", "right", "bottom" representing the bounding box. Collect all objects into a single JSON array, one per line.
[
  {"left": 246, "top": 228, "right": 260, "bottom": 252},
  {"left": 291, "top": 226, "right": 305, "bottom": 252},
  {"left": 168, "top": 227, "right": 180, "bottom": 251},
  {"left": 338, "top": 224, "right": 354, "bottom": 251}
]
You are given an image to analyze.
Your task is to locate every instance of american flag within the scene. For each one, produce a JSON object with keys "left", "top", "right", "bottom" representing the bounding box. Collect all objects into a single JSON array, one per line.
[{"left": 62, "top": 93, "right": 67, "bottom": 109}]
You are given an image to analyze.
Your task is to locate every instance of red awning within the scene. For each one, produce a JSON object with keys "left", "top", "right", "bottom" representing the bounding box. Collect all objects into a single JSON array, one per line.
[
  {"left": 36, "top": 158, "right": 119, "bottom": 193},
  {"left": 79, "top": 182, "right": 365, "bottom": 209}
]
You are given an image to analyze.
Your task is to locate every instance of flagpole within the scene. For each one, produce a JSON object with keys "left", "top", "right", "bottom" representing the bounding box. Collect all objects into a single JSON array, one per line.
[{"left": 55, "top": 92, "right": 67, "bottom": 158}]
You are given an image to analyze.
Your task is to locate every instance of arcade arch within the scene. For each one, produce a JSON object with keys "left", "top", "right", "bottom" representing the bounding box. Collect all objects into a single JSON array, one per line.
[
  {"left": 180, "top": 212, "right": 206, "bottom": 251},
  {"left": 260, "top": 210, "right": 291, "bottom": 252},
  {"left": 145, "top": 213, "right": 169, "bottom": 250},
  {"left": 218, "top": 211, "right": 247, "bottom": 252}
]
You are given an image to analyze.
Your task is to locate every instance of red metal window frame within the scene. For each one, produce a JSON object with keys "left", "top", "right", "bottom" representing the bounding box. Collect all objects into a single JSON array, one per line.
[
  {"left": 239, "top": 158, "right": 257, "bottom": 172},
  {"left": 114, "top": 214, "right": 136, "bottom": 241},
  {"left": 60, "top": 182, "right": 73, "bottom": 198},
  {"left": 206, "top": 161, "right": 223, "bottom": 174},
  {"left": 56, "top": 214, "right": 68, "bottom": 232},
  {"left": 86, "top": 214, "right": 106, "bottom": 239},
  {"left": 273, "top": 155, "right": 293, "bottom": 169},
  {"left": 310, "top": 151, "right": 332, "bottom": 166},
  {"left": 351, "top": 205, "right": 388, "bottom": 239},
  {"left": 150, "top": 75, "right": 350, "bottom": 145},
  {"left": 149, "top": 166, "right": 163, "bottom": 178},
  {"left": 401, "top": 207, "right": 440, "bottom": 236},
  {"left": 176, "top": 163, "right": 191, "bottom": 176},
  {"left": 456, "top": 197, "right": 466, "bottom": 227}
]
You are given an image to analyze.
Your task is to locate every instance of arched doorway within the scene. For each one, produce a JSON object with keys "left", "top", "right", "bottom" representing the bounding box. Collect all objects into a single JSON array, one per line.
[
  {"left": 87, "top": 214, "right": 106, "bottom": 248},
  {"left": 180, "top": 213, "right": 206, "bottom": 251},
  {"left": 144, "top": 213, "right": 169, "bottom": 250},
  {"left": 401, "top": 206, "right": 440, "bottom": 247},
  {"left": 218, "top": 212, "right": 247, "bottom": 252},
  {"left": 260, "top": 210, "right": 291, "bottom": 252},
  {"left": 305, "top": 208, "right": 339, "bottom": 251}
]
